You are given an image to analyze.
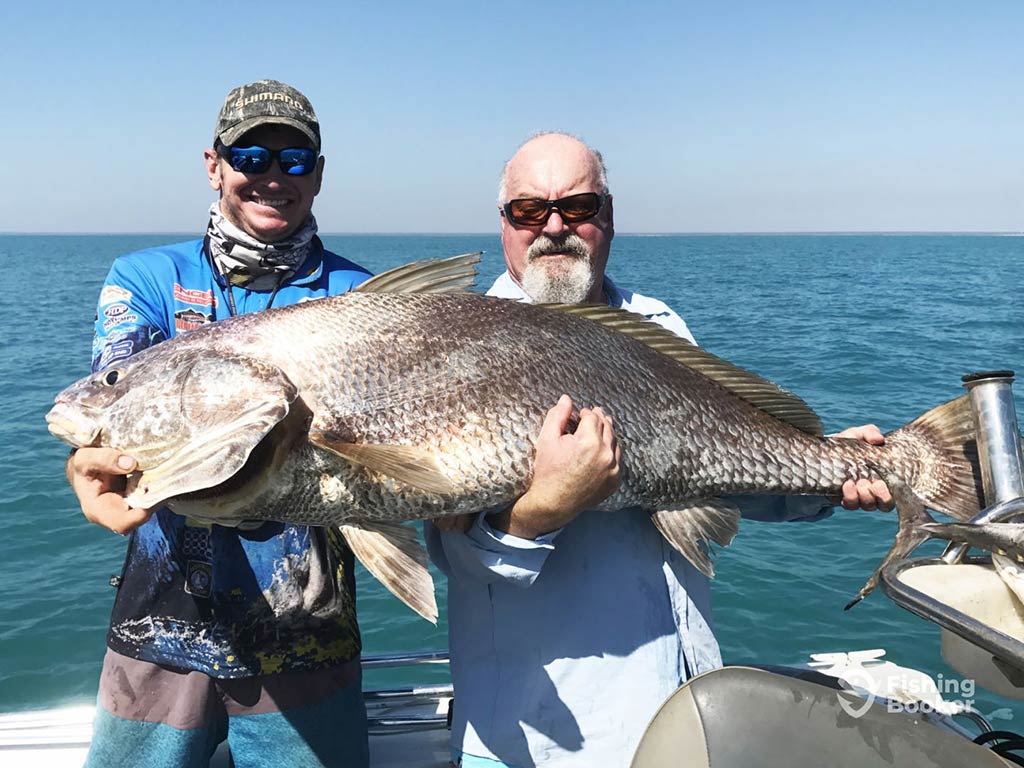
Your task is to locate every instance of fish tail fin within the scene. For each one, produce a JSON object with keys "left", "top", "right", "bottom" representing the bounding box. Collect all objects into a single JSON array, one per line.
[
  {"left": 846, "top": 474, "right": 937, "bottom": 609},
  {"left": 884, "top": 394, "right": 984, "bottom": 521},
  {"left": 846, "top": 395, "right": 984, "bottom": 609}
]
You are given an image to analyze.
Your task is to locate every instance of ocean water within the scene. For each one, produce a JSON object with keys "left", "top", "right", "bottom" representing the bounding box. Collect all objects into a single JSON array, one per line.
[{"left": 1, "top": 233, "right": 1021, "bottom": 726}]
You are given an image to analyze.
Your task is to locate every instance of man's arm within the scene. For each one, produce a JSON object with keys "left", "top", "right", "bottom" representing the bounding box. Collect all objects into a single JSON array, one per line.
[
  {"left": 483, "top": 395, "right": 619, "bottom": 538},
  {"left": 428, "top": 413, "right": 894, "bottom": 585},
  {"left": 735, "top": 424, "right": 894, "bottom": 523},
  {"left": 426, "top": 395, "right": 620, "bottom": 586},
  {"left": 68, "top": 256, "right": 167, "bottom": 535}
]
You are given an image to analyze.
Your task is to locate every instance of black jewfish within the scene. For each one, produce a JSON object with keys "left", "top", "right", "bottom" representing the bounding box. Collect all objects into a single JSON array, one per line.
[{"left": 47, "top": 255, "right": 984, "bottom": 620}]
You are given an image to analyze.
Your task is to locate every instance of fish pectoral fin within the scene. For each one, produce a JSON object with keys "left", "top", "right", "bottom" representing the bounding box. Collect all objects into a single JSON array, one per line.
[
  {"left": 354, "top": 252, "right": 481, "bottom": 294},
  {"left": 309, "top": 432, "right": 457, "bottom": 496},
  {"left": 339, "top": 521, "right": 438, "bottom": 623},
  {"left": 651, "top": 499, "right": 741, "bottom": 578}
]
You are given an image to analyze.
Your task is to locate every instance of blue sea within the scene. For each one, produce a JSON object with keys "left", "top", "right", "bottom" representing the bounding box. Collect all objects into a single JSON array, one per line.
[{"left": 1, "top": 233, "right": 1021, "bottom": 725}]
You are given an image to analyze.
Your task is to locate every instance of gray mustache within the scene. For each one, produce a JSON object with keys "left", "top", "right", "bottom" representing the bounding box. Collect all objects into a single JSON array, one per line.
[{"left": 527, "top": 235, "right": 590, "bottom": 261}]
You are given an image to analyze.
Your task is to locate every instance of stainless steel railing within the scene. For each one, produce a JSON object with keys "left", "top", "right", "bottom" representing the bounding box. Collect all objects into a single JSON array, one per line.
[
  {"left": 363, "top": 651, "right": 453, "bottom": 734},
  {"left": 943, "top": 371, "right": 1024, "bottom": 563}
]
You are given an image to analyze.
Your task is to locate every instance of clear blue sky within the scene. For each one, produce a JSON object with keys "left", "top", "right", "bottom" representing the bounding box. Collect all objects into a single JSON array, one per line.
[{"left": 3, "top": 1, "right": 1021, "bottom": 233}]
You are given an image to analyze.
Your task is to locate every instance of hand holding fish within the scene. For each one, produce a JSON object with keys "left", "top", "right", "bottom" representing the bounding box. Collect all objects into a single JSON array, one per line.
[
  {"left": 832, "top": 424, "right": 895, "bottom": 512},
  {"left": 485, "top": 395, "right": 621, "bottom": 540},
  {"left": 66, "top": 447, "right": 154, "bottom": 535}
]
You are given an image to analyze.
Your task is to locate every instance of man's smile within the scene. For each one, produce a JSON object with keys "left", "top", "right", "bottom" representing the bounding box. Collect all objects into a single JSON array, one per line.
[{"left": 249, "top": 194, "right": 294, "bottom": 210}]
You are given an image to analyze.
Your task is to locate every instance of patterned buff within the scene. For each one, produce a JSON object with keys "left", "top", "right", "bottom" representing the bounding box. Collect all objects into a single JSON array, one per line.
[{"left": 206, "top": 203, "right": 318, "bottom": 289}]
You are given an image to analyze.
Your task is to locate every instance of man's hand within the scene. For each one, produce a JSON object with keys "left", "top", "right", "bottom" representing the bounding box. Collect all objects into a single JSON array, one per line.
[
  {"left": 833, "top": 424, "right": 894, "bottom": 512},
  {"left": 67, "top": 447, "right": 154, "bottom": 535},
  {"left": 486, "top": 395, "right": 621, "bottom": 539}
]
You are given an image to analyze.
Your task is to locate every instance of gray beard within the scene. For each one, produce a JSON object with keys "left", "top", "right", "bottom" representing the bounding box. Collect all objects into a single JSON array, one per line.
[{"left": 520, "top": 234, "right": 597, "bottom": 304}]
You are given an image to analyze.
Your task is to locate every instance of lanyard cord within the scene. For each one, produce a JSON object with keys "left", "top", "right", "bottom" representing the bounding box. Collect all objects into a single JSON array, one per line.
[{"left": 203, "top": 235, "right": 287, "bottom": 317}]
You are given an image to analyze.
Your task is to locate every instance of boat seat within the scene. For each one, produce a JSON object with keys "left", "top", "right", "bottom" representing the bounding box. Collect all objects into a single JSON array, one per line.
[{"left": 630, "top": 666, "right": 1012, "bottom": 768}]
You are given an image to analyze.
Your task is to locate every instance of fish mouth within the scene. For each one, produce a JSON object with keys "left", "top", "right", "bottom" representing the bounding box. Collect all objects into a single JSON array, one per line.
[{"left": 45, "top": 404, "right": 100, "bottom": 448}]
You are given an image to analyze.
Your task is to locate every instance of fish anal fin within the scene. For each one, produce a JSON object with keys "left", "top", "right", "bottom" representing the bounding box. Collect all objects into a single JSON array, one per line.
[
  {"left": 340, "top": 522, "right": 438, "bottom": 623},
  {"left": 310, "top": 431, "right": 457, "bottom": 496},
  {"left": 847, "top": 473, "right": 937, "bottom": 609},
  {"left": 651, "top": 499, "right": 741, "bottom": 578},
  {"left": 355, "top": 252, "right": 481, "bottom": 295},
  {"left": 541, "top": 304, "right": 823, "bottom": 436}
]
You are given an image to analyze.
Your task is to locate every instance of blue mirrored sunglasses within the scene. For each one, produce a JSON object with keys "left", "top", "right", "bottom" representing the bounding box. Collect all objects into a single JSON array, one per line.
[{"left": 216, "top": 143, "right": 319, "bottom": 176}]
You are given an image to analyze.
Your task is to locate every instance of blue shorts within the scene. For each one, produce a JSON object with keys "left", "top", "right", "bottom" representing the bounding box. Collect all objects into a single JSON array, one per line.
[{"left": 84, "top": 649, "right": 368, "bottom": 768}]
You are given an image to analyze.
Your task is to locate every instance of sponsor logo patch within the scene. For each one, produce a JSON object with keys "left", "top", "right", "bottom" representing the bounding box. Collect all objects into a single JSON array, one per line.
[
  {"left": 103, "top": 302, "right": 132, "bottom": 319},
  {"left": 174, "top": 284, "right": 218, "bottom": 307},
  {"left": 184, "top": 560, "right": 213, "bottom": 598},
  {"left": 175, "top": 308, "right": 213, "bottom": 332},
  {"left": 92, "top": 327, "right": 156, "bottom": 370},
  {"left": 103, "top": 312, "right": 138, "bottom": 331},
  {"left": 99, "top": 285, "right": 132, "bottom": 305},
  {"left": 98, "top": 339, "right": 134, "bottom": 369}
]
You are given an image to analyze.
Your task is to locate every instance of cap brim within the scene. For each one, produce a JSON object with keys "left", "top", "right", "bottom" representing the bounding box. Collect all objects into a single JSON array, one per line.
[{"left": 217, "top": 116, "right": 319, "bottom": 150}]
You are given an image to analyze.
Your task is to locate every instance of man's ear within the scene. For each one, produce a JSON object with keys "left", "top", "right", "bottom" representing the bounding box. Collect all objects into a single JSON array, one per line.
[
  {"left": 313, "top": 155, "right": 325, "bottom": 196},
  {"left": 204, "top": 148, "right": 222, "bottom": 191},
  {"left": 605, "top": 194, "right": 615, "bottom": 241}
]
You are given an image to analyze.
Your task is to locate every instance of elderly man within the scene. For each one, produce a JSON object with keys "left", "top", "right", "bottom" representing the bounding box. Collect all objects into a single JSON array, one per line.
[
  {"left": 426, "top": 131, "right": 890, "bottom": 768},
  {"left": 66, "top": 80, "right": 371, "bottom": 768}
]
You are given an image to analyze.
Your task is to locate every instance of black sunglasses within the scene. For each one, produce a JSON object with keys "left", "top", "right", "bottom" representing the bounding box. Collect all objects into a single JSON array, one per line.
[
  {"left": 216, "top": 142, "right": 319, "bottom": 176},
  {"left": 501, "top": 192, "right": 606, "bottom": 226}
]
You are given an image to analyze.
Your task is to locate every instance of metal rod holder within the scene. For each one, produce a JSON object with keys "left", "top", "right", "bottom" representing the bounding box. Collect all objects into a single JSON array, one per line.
[{"left": 942, "top": 371, "right": 1024, "bottom": 564}]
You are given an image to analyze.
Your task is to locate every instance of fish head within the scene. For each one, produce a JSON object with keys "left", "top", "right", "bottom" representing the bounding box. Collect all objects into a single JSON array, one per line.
[
  {"left": 47, "top": 345, "right": 299, "bottom": 508},
  {"left": 47, "top": 349, "right": 186, "bottom": 458}
]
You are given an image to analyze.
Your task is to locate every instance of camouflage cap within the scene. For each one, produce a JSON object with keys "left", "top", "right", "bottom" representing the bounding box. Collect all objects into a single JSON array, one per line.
[{"left": 214, "top": 79, "right": 321, "bottom": 151}]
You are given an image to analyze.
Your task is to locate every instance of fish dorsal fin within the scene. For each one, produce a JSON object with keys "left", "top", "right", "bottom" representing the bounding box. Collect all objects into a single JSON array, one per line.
[
  {"left": 339, "top": 521, "right": 438, "bottom": 622},
  {"left": 542, "top": 304, "right": 824, "bottom": 436},
  {"left": 355, "top": 252, "right": 482, "bottom": 294}
]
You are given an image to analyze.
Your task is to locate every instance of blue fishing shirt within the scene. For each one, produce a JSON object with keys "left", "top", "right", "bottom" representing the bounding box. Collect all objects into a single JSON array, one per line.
[
  {"left": 92, "top": 237, "right": 371, "bottom": 677},
  {"left": 425, "top": 271, "right": 833, "bottom": 768}
]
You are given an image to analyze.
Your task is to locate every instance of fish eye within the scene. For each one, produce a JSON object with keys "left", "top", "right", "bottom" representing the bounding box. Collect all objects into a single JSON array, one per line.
[{"left": 100, "top": 369, "right": 125, "bottom": 387}]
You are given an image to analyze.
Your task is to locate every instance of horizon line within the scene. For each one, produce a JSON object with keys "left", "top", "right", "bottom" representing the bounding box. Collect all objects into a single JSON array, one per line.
[{"left": 1, "top": 230, "right": 1021, "bottom": 237}]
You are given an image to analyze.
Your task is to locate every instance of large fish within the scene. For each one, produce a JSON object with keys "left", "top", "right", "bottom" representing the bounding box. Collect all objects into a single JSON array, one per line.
[{"left": 47, "top": 254, "right": 984, "bottom": 621}]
